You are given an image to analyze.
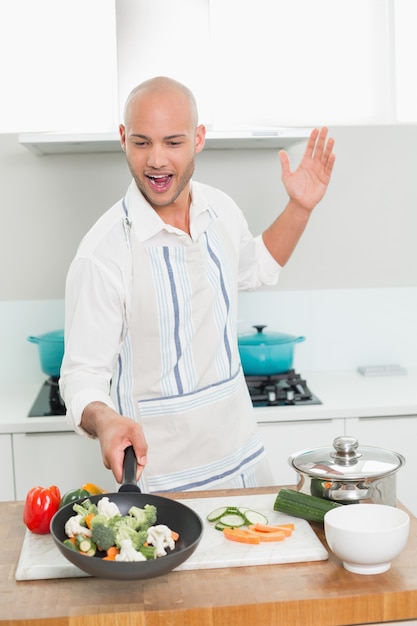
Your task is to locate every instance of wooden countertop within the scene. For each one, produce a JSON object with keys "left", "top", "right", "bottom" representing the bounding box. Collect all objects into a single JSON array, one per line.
[{"left": 2, "top": 487, "right": 417, "bottom": 626}]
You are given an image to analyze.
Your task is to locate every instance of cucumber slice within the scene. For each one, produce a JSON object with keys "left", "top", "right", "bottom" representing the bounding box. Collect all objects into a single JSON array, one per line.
[
  {"left": 237, "top": 506, "right": 250, "bottom": 515},
  {"left": 206, "top": 506, "right": 228, "bottom": 522},
  {"left": 207, "top": 505, "right": 269, "bottom": 528},
  {"left": 243, "top": 509, "right": 269, "bottom": 525},
  {"left": 218, "top": 513, "right": 246, "bottom": 527}
]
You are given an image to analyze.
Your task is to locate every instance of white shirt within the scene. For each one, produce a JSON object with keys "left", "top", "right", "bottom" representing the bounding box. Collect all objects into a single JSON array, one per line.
[{"left": 60, "top": 179, "right": 281, "bottom": 434}]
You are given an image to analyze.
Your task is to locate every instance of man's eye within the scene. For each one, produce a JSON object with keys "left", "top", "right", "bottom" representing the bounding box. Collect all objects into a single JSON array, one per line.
[
  {"left": 133, "top": 141, "right": 148, "bottom": 147},
  {"left": 167, "top": 141, "right": 183, "bottom": 146}
]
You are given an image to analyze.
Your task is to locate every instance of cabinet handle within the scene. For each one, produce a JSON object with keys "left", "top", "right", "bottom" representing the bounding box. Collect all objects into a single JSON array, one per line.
[
  {"left": 22, "top": 431, "right": 76, "bottom": 436},
  {"left": 357, "top": 414, "right": 416, "bottom": 422}
]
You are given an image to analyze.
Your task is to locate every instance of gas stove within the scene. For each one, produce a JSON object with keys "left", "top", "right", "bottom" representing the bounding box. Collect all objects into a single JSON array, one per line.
[
  {"left": 28, "top": 377, "right": 66, "bottom": 417},
  {"left": 245, "top": 370, "right": 321, "bottom": 407}
]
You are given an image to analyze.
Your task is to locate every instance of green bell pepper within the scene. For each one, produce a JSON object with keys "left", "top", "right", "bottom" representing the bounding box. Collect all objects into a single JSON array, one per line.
[{"left": 60, "top": 488, "right": 90, "bottom": 508}]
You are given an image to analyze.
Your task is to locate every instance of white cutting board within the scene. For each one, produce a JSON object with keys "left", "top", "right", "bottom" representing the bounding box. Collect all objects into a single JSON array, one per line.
[{"left": 15, "top": 493, "right": 327, "bottom": 580}]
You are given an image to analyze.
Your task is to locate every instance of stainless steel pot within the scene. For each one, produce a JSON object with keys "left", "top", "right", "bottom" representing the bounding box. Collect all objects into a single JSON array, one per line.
[{"left": 289, "top": 436, "right": 405, "bottom": 506}]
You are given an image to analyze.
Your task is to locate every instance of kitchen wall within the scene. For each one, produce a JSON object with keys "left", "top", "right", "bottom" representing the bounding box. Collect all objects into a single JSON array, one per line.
[{"left": 1, "top": 126, "right": 416, "bottom": 383}]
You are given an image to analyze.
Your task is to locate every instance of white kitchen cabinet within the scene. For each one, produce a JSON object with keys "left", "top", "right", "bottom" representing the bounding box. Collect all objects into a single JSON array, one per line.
[
  {"left": 258, "top": 419, "right": 344, "bottom": 487},
  {"left": 345, "top": 416, "right": 417, "bottom": 516},
  {"left": 0, "top": 434, "right": 15, "bottom": 501},
  {"left": 12, "top": 432, "right": 118, "bottom": 501}
]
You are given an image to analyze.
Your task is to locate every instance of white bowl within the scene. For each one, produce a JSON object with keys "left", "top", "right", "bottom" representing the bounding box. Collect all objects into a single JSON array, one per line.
[{"left": 324, "top": 503, "right": 410, "bottom": 575}]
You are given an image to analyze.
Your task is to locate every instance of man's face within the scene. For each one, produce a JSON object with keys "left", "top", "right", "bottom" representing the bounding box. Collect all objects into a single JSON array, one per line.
[{"left": 119, "top": 89, "right": 205, "bottom": 213}]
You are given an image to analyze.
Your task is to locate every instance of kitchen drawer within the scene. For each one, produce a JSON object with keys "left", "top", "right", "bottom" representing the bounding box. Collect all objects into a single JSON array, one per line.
[
  {"left": 12, "top": 431, "right": 118, "bottom": 500},
  {"left": 0, "top": 434, "right": 15, "bottom": 501}
]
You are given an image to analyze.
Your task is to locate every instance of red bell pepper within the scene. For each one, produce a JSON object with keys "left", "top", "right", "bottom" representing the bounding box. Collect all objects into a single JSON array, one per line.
[{"left": 23, "top": 485, "right": 61, "bottom": 534}]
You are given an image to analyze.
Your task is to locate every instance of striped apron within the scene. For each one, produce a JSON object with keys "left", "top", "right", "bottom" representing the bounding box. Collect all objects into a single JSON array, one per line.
[{"left": 116, "top": 201, "right": 267, "bottom": 492}]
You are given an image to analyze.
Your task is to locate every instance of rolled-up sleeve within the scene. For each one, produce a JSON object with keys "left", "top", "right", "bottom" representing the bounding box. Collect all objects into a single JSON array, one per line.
[{"left": 237, "top": 223, "right": 281, "bottom": 290}]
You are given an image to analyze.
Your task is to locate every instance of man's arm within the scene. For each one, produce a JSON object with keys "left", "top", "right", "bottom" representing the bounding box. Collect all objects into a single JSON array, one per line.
[
  {"left": 262, "top": 127, "right": 336, "bottom": 266},
  {"left": 81, "top": 401, "right": 148, "bottom": 484}
]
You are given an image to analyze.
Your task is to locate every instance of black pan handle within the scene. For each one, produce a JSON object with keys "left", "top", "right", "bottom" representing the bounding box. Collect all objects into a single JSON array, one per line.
[{"left": 118, "top": 445, "right": 142, "bottom": 493}]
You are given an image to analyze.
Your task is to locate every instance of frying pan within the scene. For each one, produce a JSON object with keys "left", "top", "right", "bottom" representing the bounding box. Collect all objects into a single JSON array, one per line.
[{"left": 50, "top": 446, "right": 203, "bottom": 580}]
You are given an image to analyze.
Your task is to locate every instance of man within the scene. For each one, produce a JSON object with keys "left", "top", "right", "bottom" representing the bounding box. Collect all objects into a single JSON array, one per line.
[{"left": 60, "top": 76, "right": 335, "bottom": 492}]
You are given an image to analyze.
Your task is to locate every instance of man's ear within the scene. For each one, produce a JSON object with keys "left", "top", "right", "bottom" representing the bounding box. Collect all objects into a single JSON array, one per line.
[
  {"left": 195, "top": 124, "right": 206, "bottom": 154},
  {"left": 119, "top": 124, "right": 127, "bottom": 152}
]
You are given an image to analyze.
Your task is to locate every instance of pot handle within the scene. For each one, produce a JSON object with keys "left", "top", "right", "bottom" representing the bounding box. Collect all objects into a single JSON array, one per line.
[
  {"left": 27, "top": 336, "right": 40, "bottom": 344},
  {"left": 118, "top": 446, "right": 142, "bottom": 493},
  {"left": 295, "top": 336, "right": 306, "bottom": 343}
]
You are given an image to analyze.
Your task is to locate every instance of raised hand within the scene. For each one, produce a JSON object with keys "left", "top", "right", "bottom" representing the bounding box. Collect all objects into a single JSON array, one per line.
[{"left": 279, "top": 127, "right": 336, "bottom": 212}]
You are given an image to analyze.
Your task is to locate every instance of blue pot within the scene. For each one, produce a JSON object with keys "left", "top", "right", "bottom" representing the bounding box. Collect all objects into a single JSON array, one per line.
[
  {"left": 27, "top": 329, "right": 65, "bottom": 378},
  {"left": 238, "top": 325, "right": 305, "bottom": 376}
]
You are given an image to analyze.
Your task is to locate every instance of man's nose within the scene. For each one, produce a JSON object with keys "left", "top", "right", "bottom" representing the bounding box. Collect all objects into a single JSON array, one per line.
[{"left": 146, "top": 144, "right": 168, "bottom": 168}]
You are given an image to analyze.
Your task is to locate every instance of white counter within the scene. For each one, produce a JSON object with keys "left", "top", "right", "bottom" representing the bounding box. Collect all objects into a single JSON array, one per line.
[
  {"left": 1, "top": 368, "right": 416, "bottom": 434},
  {"left": 0, "top": 382, "right": 70, "bottom": 433},
  {"left": 255, "top": 368, "right": 417, "bottom": 424}
]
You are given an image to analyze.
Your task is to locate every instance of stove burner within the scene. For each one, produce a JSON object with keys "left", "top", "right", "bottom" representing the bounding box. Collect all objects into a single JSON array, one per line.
[
  {"left": 245, "top": 370, "right": 321, "bottom": 407},
  {"left": 28, "top": 377, "right": 66, "bottom": 417}
]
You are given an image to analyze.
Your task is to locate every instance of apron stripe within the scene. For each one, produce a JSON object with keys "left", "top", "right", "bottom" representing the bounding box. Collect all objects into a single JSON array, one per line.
[
  {"left": 163, "top": 247, "right": 183, "bottom": 395},
  {"left": 202, "top": 231, "right": 234, "bottom": 378},
  {"left": 147, "top": 246, "right": 197, "bottom": 396},
  {"left": 114, "top": 333, "right": 136, "bottom": 418},
  {"left": 146, "top": 435, "right": 265, "bottom": 492},
  {"left": 138, "top": 367, "right": 242, "bottom": 416}
]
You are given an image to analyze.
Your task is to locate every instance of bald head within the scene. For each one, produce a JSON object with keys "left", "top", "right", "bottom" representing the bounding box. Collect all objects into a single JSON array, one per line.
[
  {"left": 119, "top": 76, "right": 206, "bottom": 213},
  {"left": 123, "top": 76, "right": 199, "bottom": 128}
]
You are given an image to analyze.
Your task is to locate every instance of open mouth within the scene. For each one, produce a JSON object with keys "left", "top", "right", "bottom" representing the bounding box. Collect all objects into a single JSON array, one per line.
[{"left": 146, "top": 174, "right": 173, "bottom": 193}]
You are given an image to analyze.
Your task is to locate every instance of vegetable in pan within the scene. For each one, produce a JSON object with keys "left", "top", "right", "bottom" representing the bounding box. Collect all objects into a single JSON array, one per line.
[{"left": 63, "top": 496, "right": 178, "bottom": 562}]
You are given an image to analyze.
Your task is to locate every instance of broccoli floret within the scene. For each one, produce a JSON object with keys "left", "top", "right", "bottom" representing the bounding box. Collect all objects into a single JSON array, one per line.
[
  {"left": 89, "top": 514, "right": 109, "bottom": 529},
  {"left": 72, "top": 499, "right": 98, "bottom": 518},
  {"left": 91, "top": 523, "right": 116, "bottom": 552},
  {"left": 108, "top": 514, "right": 136, "bottom": 534},
  {"left": 128, "top": 504, "right": 157, "bottom": 530},
  {"left": 114, "top": 524, "right": 148, "bottom": 551},
  {"left": 135, "top": 530, "right": 148, "bottom": 550}
]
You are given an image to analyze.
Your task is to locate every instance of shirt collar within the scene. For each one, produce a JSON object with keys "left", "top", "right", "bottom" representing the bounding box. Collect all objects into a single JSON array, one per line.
[{"left": 124, "top": 179, "right": 214, "bottom": 242}]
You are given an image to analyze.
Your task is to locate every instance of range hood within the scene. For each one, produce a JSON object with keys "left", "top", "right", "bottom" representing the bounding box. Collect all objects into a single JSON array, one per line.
[{"left": 18, "top": 127, "right": 311, "bottom": 155}]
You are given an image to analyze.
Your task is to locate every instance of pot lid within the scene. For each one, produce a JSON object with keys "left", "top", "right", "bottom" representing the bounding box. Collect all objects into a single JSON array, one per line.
[
  {"left": 27, "top": 329, "right": 64, "bottom": 344},
  {"left": 238, "top": 325, "right": 303, "bottom": 346},
  {"left": 289, "top": 436, "right": 405, "bottom": 481}
]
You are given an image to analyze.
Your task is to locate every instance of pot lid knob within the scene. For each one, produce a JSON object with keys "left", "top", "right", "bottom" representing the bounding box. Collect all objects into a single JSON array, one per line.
[
  {"left": 252, "top": 325, "right": 267, "bottom": 333},
  {"left": 330, "top": 436, "right": 362, "bottom": 466}
]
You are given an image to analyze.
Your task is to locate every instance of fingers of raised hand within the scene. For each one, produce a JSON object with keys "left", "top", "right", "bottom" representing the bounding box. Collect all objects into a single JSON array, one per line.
[{"left": 309, "top": 127, "right": 335, "bottom": 172}]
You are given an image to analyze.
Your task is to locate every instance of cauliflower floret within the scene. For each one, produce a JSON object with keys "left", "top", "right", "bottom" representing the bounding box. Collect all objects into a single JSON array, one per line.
[
  {"left": 146, "top": 524, "right": 175, "bottom": 557},
  {"left": 64, "top": 514, "right": 92, "bottom": 538},
  {"left": 115, "top": 539, "right": 147, "bottom": 562},
  {"left": 97, "top": 496, "right": 121, "bottom": 520}
]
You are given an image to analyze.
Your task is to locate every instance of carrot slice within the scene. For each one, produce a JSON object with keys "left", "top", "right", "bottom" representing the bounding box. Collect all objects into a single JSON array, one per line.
[
  {"left": 171, "top": 530, "right": 179, "bottom": 542},
  {"left": 105, "top": 546, "right": 120, "bottom": 559},
  {"left": 84, "top": 513, "right": 95, "bottom": 530},
  {"left": 248, "top": 530, "right": 286, "bottom": 542},
  {"left": 248, "top": 523, "right": 294, "bottom": 537},
  {"left": 223, "top": 528, "right": 260, "bottom": 544}
]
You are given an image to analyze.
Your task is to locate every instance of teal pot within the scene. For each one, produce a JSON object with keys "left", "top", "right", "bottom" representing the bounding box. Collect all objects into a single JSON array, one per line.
[
  {"left": 27, "top": 329, "right": 65, "bottom": 378},
  {"left": 238, "top": 325, "right": 305, "bottom": 376}
]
